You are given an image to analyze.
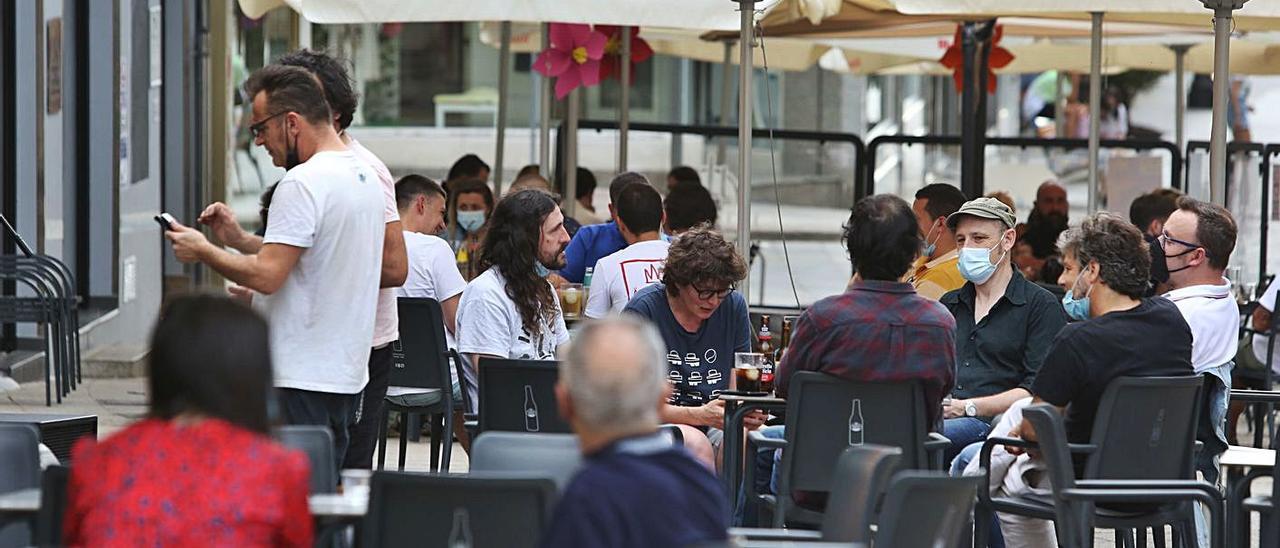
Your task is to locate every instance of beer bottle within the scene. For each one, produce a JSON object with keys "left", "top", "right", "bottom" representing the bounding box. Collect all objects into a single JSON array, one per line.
[
  {"left": 756, "top": 316, "right": 775, "bottom": 393},
  {"left": 775, "top": 316, "right": 794, "bottom": 364}
]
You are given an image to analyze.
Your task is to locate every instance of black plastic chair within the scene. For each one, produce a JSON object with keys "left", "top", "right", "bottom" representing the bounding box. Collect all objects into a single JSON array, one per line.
[
  {"left": 470, "top": 432, "right": 581, "bottom": 491},
  {"left": 33, "top": 465, "right": 68, "bottom": 548},
  {"left": 1235, "top": 296, "right": 1280, "bottom": 448},
  {"left": 361, "top": 472, "right": 557, "bottom": 548},
  {"left": 377, "top": 298, "right": 458, "bottom": 472},
  {"left": 875, "top": 472, "right": 982, "bottom": 547},
  {"left": 477, "top": 359, "right": 570, "bottom": 434},
  {"left": 1021, "top": 404, "right": 1224, "bottom": 548},
  {"left": 1229, "top": 389, "right": 1280, "bottom": 547},
  {"left": 0, "top": 257, "right": 78, "bottom": 406},
  {"left": 273, "top": 425, "right": 337, "bottom": 494},
  {"left": 731, "top": 444, "right": 903, "bottom": 544},
  {"left": 0, "top": 423, "right": 40, "bottom": 547},
  {"left": 976, "top": 376, "right": 1205, "bottom": 547},
  {"left": 750, "top": 373, "right": 948, "bottom": 528}
]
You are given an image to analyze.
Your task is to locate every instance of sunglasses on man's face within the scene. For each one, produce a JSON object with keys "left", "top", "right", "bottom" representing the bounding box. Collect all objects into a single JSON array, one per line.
[
  {"left": 249, "top": 111, "right": 287, "bottom": 138},
  {"left": 691, "top": 284, "right": 735, "bottom": 301}
]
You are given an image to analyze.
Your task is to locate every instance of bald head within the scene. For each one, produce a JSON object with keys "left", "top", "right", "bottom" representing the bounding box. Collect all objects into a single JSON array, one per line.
[
  {"left": 1035, "top": 180, "right": 1068, "bottom": 218},
  {"left": 558, "top": 316, "right": 668, "bottom": 436}
]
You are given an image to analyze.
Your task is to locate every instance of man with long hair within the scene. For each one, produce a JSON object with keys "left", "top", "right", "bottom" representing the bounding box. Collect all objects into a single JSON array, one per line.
[{"left": 457, "top": 189, "right": 572, "bottom": 365}]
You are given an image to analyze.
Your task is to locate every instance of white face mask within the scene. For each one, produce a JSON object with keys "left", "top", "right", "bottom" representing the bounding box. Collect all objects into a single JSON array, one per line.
[{"left": 456, "top": 210, "right": 486, "bottom": 232}]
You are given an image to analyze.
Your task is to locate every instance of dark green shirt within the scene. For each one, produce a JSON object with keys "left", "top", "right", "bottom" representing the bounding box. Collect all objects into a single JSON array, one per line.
[{"left": 940, "top": 269, "right": 1068, "bottom": 402}]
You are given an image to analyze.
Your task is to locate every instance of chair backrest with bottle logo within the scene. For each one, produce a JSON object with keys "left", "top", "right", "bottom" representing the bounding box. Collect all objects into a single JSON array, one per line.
[
  {"left": 391, "top": 298, "right": 455, "bottom": 406},
  {"left": 478, "top": 359, "right": 571, "bottom": 434},
  {"left": 362, "top": 472, "right": 556, "bottom": 548},
  {"left": 779, "top": 373, "right": 930, "bottom": 497}
]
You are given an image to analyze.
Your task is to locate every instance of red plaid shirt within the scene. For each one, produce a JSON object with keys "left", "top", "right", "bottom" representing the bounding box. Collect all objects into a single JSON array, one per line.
[{"left": 777, "top": 280, "right": 957, "bottom": 426}]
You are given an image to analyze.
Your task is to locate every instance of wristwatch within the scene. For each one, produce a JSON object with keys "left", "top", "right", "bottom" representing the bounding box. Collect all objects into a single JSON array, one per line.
[{"left": 964, "top": 401, "right": 978, "bottom": 417}]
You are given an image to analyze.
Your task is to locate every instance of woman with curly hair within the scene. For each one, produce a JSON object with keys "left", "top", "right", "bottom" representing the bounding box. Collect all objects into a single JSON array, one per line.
[
  {"left": 623, "top": 226, "right": 763, "bottom": 467},
  {"left": 457, "top": 189, "right": 572, "bottom": 365}
]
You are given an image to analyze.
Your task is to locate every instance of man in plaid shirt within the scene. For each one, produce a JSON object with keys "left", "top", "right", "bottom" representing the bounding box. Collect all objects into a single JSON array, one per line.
[{"left": 755, "top": 194, "right": 956, "bottom": 511}]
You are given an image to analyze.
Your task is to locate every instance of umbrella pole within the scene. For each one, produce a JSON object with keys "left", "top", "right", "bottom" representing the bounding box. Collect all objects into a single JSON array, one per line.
[
  {"left": 494, "top": 21, "right": 511, "bottom": 195},
  {"left": 718, "top": 40, "right": 734, "bottom": 165},
  {"left": 735, "top": 0, "right": 755, "bottom": 304},
  {"left": 539, "top": 23, "right": 553, "bottom": 176},
  {"left": 565, "top": 88, "right": 580, "bottom": 217},
  {"left": 1087, "top": 12, "right": 1103, "bottom": 213},
  {"left": 1201, "top": 0, "right": 1244, "bottom": 206},
  {"left": 1171, "top": 44, "right": 1190, "bottom": 157},
  {"left": 959, "top": 21, "right": 994, "bottom": 200},
  {"left": 619, "top": 26, "right": 631, "bottom": 172}
]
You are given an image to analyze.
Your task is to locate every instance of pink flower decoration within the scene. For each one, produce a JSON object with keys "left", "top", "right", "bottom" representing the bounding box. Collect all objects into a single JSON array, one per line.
[
  {"left": 533, "top": 23, "right": 608, "bottom": 99},
  {"left": 595, "top": 26, "right": 655, "bottom": 83}
]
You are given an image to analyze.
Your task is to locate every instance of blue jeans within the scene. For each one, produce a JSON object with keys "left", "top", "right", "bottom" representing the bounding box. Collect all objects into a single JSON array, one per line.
[{"left": 943, "top": 417, "right": 992, "bottom": 466}]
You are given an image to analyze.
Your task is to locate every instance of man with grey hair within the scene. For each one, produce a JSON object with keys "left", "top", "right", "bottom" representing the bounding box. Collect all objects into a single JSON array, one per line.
[{"left": 541, "top": 316, "right": 729, "bottom": 548}]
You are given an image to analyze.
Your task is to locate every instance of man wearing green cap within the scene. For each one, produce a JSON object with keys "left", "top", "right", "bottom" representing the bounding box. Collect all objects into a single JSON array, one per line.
[{"left": 938, "top": 197, "right": 1068, "bottom": 464}]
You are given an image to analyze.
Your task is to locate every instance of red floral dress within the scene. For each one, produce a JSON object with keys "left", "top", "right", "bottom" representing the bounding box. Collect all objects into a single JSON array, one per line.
[{"left": 64, "top": 418, "right": 312, "bottom": 547}]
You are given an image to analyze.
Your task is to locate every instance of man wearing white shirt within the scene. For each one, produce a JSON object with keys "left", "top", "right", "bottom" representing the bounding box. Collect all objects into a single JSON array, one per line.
[
  {"left": 1159, "top": 197, "right": 1238, "bottom": 491},
  {"left": 457, "top": 189, "right": 572, "bottom": 366},
  {"left": 390, "top": 175, "right": 477, "bottom": 434},
  {"left": 585, "top": 183, "right": 668, "bottom": 318},
  {"left": 167, "top": 65, "right": 386, "bottom": 472}
]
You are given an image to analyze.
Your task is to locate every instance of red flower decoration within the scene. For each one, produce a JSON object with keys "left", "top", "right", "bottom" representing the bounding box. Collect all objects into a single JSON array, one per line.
[
  {"left": 595, "top": 25, "right": 655, "bottom": 83},
  {"left": 533, "top": 23, "right": 608, "bottom": 99},
  {"left": 939, "top": 24, "right": 1015, "bottom": 94}
]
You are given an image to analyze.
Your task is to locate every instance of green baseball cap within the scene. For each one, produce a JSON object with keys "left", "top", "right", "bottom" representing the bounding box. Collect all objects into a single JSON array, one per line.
[{"left": 947, "top": 197, "right": 1016, "bottom": 230}]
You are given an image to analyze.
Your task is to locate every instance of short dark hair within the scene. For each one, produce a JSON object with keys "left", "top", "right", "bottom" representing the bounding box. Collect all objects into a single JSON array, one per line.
[
  {"left": 609, "top": 172, "right": 649, "bottom": 204},
  {"left": 1073, "top": 212, "right": 1152, "bottom": 299},
  {"left": 615, "top": 183, "right": 663, "bottom": 235},
  {"left": 276, "top": 49, "right": 359, "bottom": 130},
  {"left": 517, "top": 164, "right": 541, "bottom": 179},
  {"left": 1128, "top": 188, "right": 1182, "bottom": 232},
  {"left": 667, "top": 166, "right": 702, "bottom": 189},
  {"left": 575, "top": 168, "right": 598, "bottom": 200},
  {"left": 1177, "top": 196, "right": 1237, "bottom": 271},
  {"left": 243, "top": 64, "right": 333, "bottom": 125},
  {"left": 914, "top": 183, "right": 968, "bottom": 221},
  {"left": 662, "top": 226, "right": 746, "bottom": 296},
  {"left": 844, "top": 194, "right": 921, "bottom": 281},
  {"left": 395, "top": 174, "right": 446, "bottom": 210},
  {"left": 149, "top": 295, "right": 274, "bottom": 434},
  {"left": 664, "top": 184, "right": 718, "bottom": 233},
  {"left": 448, "top": 154, "right": 490, "bottom": 182}
]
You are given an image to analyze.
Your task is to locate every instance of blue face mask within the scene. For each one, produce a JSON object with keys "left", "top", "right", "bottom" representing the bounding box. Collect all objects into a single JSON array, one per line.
[
  {"left": 456, "top": 210, "right": 486, "bottom": 233},
  {"left": 534, "top": 261, "right": 551, "bottom": 278},
  {"left": 1061, "top": 270, "right": 1093, "bottom": 321},
  {"left": 922, "top": 221, "right": 942, "bottom": 258},
  {"left": 958, "top": 240, "right": 1008, "bottom": 285}
]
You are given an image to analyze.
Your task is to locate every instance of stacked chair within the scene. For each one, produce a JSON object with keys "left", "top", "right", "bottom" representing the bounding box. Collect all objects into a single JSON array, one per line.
[{"left": 0, "top": 214, "right": 81, "bottom": 405}]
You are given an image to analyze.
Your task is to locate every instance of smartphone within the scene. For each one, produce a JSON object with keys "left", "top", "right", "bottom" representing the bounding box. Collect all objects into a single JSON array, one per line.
[{"left": 154, "top": 213, "right": 177, "bottom": 231}]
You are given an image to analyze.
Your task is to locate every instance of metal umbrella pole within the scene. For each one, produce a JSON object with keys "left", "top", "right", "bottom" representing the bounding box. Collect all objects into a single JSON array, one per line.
[
  {"left": 734, "top": 0, "right": 755, "bottom": 304},
  {"left": 494, "top": 21, "right": 512, "bottom": 195},
  {"left": 718, "top": 40, "right": 735, "bottom": 166},
  {"left": 1201, "top": 0, "right": 1247, "bottom": 206},
  {"left": 564, "top": 88, "right": 580, "bottom": 217},
  {"left": 619, "top": 26, "right": 632, "bottom": 172},
  {"left": 1170, "top": 44, "right": 1192, "bottom": 156},
  {"left": 1087, "top": 12, "right": 1103, "bottom": 213},
  {"left": 539, "top": 23, "right": 553, "bottom": 176},
  {"left": 958, "top": 21, "right": 995, "bottom": 201}
]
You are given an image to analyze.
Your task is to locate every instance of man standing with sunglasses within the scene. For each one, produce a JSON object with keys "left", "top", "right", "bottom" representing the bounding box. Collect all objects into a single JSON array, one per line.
[
  {"left": 624, "top": 227, "right": 762, "bottom": 469},
  {"left": 165, "top": 65, "right": 386, "bottom": 470}
]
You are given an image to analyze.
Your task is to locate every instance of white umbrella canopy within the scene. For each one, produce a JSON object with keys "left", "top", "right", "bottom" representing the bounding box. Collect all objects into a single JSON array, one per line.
[
  {"left": 237, "top": 0, "right": 779, "bottom": 30},
  {"left": 892, "top": 0, "right": 1280, "bottom": 31}
]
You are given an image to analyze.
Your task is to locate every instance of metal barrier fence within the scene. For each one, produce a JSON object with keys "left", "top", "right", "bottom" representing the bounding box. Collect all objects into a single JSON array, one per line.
[{"left": 1186, "top": 141, "right": 1273, "bottom": 290}]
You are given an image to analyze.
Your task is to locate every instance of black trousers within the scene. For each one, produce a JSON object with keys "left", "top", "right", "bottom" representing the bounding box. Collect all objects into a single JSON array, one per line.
[
  {"left": 278, "top": 387, "right": 359, "bottom": 477},
  {"left": 343, "top": 344, "right": 393, "bottom": 470}
]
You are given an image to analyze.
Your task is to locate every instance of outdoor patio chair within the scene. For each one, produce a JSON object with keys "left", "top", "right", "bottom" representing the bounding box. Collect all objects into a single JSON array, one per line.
[
  {"left": 274, "top": 425, "right": 337, "bottom": 494},
  {"left": 477, "top": 358, "right": 570, "bottom": 435},
  {"left": 361, "top": 472, "right": 556, "bottom": 548},
  {"left": 470, "top": 432, "right": 581, "bottom": 491},
  {"left": 33, "top": 465, "right": 68, "bottom": 548},
  {"left": 0, "top": 423, "right": 40, "bottom": 547},
  {"left": 376, "top": 297, "right": 458, "bottom": 472}
]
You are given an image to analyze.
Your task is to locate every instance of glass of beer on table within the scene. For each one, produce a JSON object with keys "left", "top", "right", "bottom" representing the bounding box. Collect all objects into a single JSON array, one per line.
[
  {"left": 734, "top": 352, "right": 768, "bottom": 393},
  {"left": 558, "top": 283, "right": 584, "bottom": 320}
]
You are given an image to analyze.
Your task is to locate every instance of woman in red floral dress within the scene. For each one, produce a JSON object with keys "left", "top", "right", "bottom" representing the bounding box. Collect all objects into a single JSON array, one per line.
[{"left": 64, "top": 295, "right": 312, "bottom": 547}]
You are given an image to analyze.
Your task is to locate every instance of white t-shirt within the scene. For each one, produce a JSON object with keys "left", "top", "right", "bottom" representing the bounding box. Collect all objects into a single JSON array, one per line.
[
  {"left": 584, "top": 239, "right": 670, "bottom": 318},
  {"left": 348, "top": 138, "right": 401, "bottom": 348},
  {"left": 1163, "top": 278, "right": 1238, "bottom": 374},
  {"left": 457, "top": 268, "right": 569, "bottom": 361},
  {"left": 391, "top": 231, "right": 468, "bottom": 397},
  {"left": 1252, "top": 276, "right": 1280, "bottom": 371},
  {"left": 259, "top": 150, "right": 386, "bottom": 394}
]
